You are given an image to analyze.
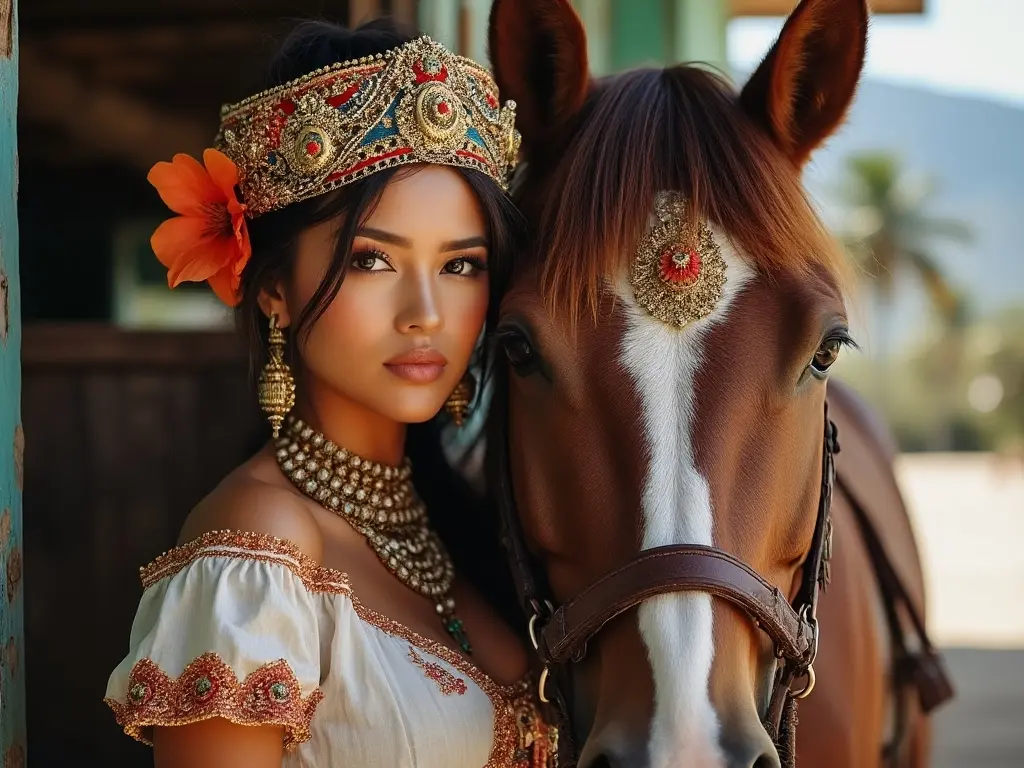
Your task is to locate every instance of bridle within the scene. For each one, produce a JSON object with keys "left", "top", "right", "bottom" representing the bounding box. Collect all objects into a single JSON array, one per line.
[{"left": 495, "top": 397, "right": 840, "bottom": 765}]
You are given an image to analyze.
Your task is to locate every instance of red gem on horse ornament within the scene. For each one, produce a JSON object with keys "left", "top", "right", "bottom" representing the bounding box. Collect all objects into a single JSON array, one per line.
[
  {"left": 629, "top": 192, "right": 727, "bottom": 328},
  {"left": 658, "top": 247, "right": 702, "bottom": 286}
]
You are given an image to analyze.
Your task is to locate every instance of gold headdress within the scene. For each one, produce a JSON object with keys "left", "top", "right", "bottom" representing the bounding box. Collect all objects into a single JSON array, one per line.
[
  {"left": 217, "top": 36, "right": 521, "bottom": 217},
  {"left": 146, "top": 37, "right": 521, "bottom": 306}
]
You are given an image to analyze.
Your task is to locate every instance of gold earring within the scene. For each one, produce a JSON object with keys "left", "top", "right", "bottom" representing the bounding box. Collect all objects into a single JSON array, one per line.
[
  {"left": 444, "top": 372, "right": 476, "bottom": 427},
  {"left": 258, "top": 314, "right": 296, "bottom": 438}
]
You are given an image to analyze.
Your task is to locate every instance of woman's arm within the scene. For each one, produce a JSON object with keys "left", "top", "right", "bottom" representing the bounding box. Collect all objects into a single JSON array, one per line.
[
  {"left": 154, "top": 720, "right": 283, "bottom": 768},
  {"left": 151, "top": 479, "right": 326, "bottom": 767}
]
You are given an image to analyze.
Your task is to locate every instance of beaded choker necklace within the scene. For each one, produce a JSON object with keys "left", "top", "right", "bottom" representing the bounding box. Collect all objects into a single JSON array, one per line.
[{"left": 275, "top": 416, "right": 471, "bottom": 654}]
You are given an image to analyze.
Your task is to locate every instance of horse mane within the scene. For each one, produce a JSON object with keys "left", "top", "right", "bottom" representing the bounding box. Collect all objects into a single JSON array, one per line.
[{"left": 531, "top": 65, "right": 851, "bottom": 326}]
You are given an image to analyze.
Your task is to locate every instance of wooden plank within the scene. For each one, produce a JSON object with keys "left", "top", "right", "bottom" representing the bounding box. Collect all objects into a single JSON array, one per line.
[
  {"left": 732, "top": 0, "right": 923, "bottom": 14},
  {"left": 23, "top": 323, "right": 247, "bottom": 367},
  {"left": 22, "top": 326, "right": 262, "bottom": 764},
  {"left": 0, "top": 0, "right": 26, "bottom": 762}
]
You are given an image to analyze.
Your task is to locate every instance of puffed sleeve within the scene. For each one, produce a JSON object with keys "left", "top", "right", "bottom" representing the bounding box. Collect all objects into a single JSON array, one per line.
[{"left": 104, "top": 530, "right": 345, "bottom": 750}]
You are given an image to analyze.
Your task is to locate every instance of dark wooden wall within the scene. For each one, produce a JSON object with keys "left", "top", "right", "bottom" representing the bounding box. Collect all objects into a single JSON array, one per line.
[{"left": 22, "top": 324, "right": 264, "bottom": 767}]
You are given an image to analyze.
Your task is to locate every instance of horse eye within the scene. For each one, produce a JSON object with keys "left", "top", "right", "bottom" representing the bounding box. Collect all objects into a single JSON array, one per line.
[
  {"left": 503, "top": 334, "right": 536, "bottom": 368},
  {"left": 497, "top": 328, "right": 538, "bottom": 371},
  {"left": 811, "top": 338, "right": 842, "bottom": 377}
]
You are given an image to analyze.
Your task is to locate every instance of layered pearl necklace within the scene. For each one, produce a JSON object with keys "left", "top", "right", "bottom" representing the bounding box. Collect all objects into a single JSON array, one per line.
[{"left": 275, "top": 416, "right": 471, "bottom": 654}]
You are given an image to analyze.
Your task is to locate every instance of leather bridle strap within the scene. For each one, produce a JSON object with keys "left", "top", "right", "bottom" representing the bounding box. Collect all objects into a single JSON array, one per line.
[{"left": 536, "top": 544, "right": 815, "bottom": 666}]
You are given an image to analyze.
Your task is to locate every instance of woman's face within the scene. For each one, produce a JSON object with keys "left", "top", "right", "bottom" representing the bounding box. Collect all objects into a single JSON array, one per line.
[{"left": 273, "top": 165, "right": 490, "bottom": 424}]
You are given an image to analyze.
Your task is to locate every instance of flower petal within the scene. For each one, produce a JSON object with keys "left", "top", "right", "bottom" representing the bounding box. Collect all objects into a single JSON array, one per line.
[
  {"left": 150, "top": 216, "right": 208, "bottom": 271},
  {"left": 152, "top": 216, "right": 237, "bottom": 288},
  {"left": 167, "top": 236, "right": 241, "bottom": 287},
  {"left": 207, "top": 267, "right": 241, "bottom": 307},
  {"left": 203, "top": 149, "right": 241, "bottom": 200},
  {"left": 147, "top": 153, "right": 224, "bottom": 216}
]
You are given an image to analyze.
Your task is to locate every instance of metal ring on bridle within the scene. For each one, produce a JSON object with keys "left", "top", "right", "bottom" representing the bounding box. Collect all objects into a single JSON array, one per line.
[
  {"left": 792, "top": 665, "right": 816, "bottom": 699},
  {"left": 528, "top": 602, "right": 555, "bottom": 704}
]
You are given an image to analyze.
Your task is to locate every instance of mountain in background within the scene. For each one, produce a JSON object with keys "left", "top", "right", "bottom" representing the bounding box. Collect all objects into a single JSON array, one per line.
[{"left": 800, "top": 78, "right": 1024, "bottom": 344}]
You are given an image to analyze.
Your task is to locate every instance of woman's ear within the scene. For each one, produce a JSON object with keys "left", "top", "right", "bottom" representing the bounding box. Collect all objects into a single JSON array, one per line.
[{"left": 257, "top": 280, "right": 292, "bottom": 328}]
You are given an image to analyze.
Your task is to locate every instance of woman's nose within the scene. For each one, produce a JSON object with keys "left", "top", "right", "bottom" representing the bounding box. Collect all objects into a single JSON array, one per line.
[{"left": 395, "top": 275, "right": 443, "bottom": 334}]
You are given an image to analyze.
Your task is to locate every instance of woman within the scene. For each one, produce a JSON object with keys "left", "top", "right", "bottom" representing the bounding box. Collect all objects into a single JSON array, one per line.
[{"left": 104, "top": 19, "right": 555, "bottom": 768}]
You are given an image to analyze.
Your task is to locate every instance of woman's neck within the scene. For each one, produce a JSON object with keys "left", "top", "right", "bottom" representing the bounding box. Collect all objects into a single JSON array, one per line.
[{"left": 293, "top": 378, "right": 406, "bottom": 466}]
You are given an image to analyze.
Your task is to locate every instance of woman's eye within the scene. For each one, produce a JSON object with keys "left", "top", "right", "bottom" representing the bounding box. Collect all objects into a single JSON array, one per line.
[
  {"left": 811, "top": 338, "right": 843, "bottom": 376},
  {"left": 443, "top": 257, "right": 487, "bottom": 276},
  {"left": 351, "top": 251, "right": 391, "bottom": 272}
]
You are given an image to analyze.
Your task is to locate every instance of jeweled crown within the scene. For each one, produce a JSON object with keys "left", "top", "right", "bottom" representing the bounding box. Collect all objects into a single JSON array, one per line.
[{"left": 216, "top": 36, "right": 521, "bottom": 218}]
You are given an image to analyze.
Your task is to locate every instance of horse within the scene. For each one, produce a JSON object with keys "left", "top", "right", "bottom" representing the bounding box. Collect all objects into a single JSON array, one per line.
[{"left": 483, "top": 1, "right": 953, "bottom": 766}]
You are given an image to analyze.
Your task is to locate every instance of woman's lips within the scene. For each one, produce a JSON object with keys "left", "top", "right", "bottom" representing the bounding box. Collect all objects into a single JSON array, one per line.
[{"left": 384, "top": 348, "right": 448, "bottom": 384}]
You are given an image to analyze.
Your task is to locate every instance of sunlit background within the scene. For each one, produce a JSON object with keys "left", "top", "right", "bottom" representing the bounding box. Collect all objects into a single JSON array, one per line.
[{"left": 13, "top": 1, "right": 1023, "bottom": 765}]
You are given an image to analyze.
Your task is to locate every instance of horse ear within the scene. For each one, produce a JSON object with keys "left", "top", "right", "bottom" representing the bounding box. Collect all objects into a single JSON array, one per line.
[
  {"left": 739, "top": 0, "right": 868, "bottom": 166},
  {"left": 488, "top": 0, "right": 591, "bottom": 159}
]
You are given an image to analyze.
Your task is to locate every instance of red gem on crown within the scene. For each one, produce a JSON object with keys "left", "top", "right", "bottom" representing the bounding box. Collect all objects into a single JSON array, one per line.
[
  {"left": 658, "top": 246, "right": 702, "bottom": 286},
  {"left": 437, "top": 101, "right": 450, "bottom": 115},
  {"left": 305, "top": 141, "right": 320, "bottom": 156}
]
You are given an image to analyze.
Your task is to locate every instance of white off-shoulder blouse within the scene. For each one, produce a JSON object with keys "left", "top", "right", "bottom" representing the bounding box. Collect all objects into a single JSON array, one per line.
[{"left": 104, "top": 530, "right": 556, "bottom": 767}]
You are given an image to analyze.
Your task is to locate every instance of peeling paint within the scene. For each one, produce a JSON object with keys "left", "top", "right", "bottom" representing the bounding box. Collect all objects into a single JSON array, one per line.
[
  {"left": 4, "top": 548, "right": 19, "bottom": 604},
  {"left": 0, "top": 0, "right": 10, "bottom": 59}
]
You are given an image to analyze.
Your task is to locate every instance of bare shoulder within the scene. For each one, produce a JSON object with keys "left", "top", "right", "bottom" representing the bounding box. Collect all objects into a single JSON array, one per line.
[{"left": 179, "top": 469, "right": 324, "bottom": 562}]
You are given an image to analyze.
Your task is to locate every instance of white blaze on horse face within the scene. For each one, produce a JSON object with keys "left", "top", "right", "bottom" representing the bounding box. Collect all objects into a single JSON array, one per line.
[{"left": 616, "top": 220, "right": 754, "bottom": 768}]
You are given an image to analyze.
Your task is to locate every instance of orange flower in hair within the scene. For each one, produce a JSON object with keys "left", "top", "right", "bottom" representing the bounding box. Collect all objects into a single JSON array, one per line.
[{"left": 148, "top": 149, "right": 251, "bottom": 306}]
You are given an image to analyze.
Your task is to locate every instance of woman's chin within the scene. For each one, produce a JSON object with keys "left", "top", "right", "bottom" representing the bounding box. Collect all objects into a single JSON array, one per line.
[{"left": 373, "top": 392, "right": 450, "bottom": 426}]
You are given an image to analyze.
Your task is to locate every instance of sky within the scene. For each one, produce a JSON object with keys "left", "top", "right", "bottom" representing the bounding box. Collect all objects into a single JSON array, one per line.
[{"left": 727, "top": 0, "right": 1024, "bottom": 108}]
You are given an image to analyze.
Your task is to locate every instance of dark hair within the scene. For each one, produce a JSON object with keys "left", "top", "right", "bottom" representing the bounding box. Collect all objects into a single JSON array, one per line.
[{"left": 238, "top": 18, "right": 525, "bottom": 626}]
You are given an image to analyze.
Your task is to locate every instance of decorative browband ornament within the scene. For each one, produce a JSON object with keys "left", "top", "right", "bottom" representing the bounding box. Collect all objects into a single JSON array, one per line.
[
  {"left": 629, "top": 192, "right": 727, "bottom": 328},
  {"left": 145, "top": 36, "right": 521, "bottom": 306},
  {"left": 217, "top": 36, "right": 521, "bottom": 217}
]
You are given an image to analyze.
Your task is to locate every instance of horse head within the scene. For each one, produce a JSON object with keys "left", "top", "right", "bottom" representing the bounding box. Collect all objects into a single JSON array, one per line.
[{"left": 488, "top": 1, "right": 867, "bottom": 765}]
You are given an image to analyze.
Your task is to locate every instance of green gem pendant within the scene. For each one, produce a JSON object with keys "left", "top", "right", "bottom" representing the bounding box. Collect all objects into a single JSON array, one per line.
[{"left": 443, "top": 613, "right": 473, "bottom": 655}]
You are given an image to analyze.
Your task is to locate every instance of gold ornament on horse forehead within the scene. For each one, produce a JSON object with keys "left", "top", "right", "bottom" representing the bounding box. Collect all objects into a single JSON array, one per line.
[{"left": 629, "top": 192, "right": 727, "bottom": 328}]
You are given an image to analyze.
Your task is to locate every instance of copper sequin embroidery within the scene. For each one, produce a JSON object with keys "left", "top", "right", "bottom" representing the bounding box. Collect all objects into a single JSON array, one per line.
[
  {"left": 407, "top": 646, "right": 468, "bottom": 696},
  {"left": 105, "top": 653, "right": 323, "bottom": 750},
  {"left": 139, "top": 529, "right": 351, "bottom": 594}
]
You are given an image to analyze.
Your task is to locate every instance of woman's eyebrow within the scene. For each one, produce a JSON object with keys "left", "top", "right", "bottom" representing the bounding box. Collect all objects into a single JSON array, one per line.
[
  {"left": 357, "top": 226, "right": 412, "bottom": 247},
  {"left": 440, "top": 236, "right": 488, "bottom": 252}
]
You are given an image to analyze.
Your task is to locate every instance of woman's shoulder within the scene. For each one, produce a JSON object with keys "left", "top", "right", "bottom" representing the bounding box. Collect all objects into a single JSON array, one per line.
[{"left": 178, "top": 454, "right": 325, "bottom": 563}]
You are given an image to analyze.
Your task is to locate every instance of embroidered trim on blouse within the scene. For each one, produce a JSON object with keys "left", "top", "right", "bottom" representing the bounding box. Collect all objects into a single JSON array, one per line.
[
  {"left": 407, "top": 646, "right": 468, "bottom": 696},
  {"left": 139, "top": 529, "right": 351, "bottom": 594},
  {"left": 132, "top": 530, "right": 557, "bottom": 764},
  {"left": 104, "top": 652, "right": 324, "bottom": 750}
]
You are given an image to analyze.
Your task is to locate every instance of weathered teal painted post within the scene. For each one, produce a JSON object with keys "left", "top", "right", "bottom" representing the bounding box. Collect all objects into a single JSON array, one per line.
[{"left": 0, "top": 0, "right": 25, "bottom": 764}]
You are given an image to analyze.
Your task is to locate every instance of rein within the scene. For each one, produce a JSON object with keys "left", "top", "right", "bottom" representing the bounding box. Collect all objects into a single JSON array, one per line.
[{"left": 496, "top": 400, "right": 839, "bottom": 766}]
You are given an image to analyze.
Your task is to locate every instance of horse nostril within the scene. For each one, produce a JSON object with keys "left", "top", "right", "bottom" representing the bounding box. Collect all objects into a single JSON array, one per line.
[
  {"left": 721, "top": 728, "right": 781, "bottom": 768},
  {"left": 586, "top": 754, "right": 617, "bottom": 768}
]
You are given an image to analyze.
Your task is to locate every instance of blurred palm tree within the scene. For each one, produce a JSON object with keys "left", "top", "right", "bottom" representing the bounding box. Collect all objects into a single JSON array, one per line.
[
  {"left": 839, "top": 152, "right": 971, "bottom": 332},
  {"left": 839, "top": 152, "right": 973, "bottom": 449}
]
